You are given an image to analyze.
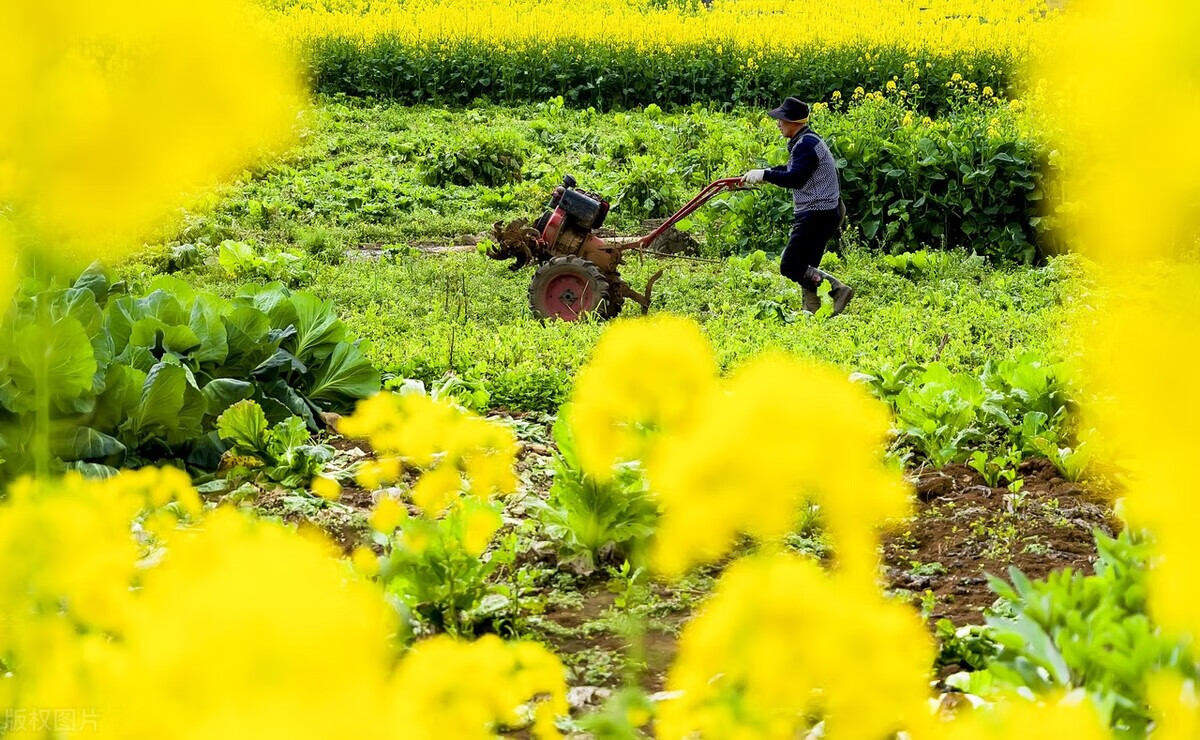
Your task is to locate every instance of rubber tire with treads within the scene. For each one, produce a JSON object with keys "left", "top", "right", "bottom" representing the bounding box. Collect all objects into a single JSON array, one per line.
[
  {"left": 598, "top": 288, "right": 625, "bottom": 320},
  {"left": 528, "top": 256, "right": 619, "bottom": 321}
]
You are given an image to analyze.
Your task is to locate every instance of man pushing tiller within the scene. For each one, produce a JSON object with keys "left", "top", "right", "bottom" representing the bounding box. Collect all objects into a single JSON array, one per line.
[
  {"left": 742, "top": 97, "right": 854, "bottom": 316},
  {"left": 485, "top": 96, "right": 855, "bottom": 321}
]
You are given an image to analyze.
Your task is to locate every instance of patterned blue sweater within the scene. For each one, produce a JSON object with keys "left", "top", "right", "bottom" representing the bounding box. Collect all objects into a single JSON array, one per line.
[{"left": 762, "top": 128, "right": 841, "bottom": 213}]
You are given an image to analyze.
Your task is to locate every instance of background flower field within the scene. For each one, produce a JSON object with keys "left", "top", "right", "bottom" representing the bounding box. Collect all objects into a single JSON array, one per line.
[
  {"left": 274, "top": 0, "right": 1052, "bottom": 111},
  {"left": 3, "top": 0, "right": 1200, "bottom": 738}
]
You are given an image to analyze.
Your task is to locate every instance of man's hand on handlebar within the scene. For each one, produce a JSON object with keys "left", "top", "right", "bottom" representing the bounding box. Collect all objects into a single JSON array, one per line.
[{"left": 741, "top": 169, "right": 765, "bottom": 185}]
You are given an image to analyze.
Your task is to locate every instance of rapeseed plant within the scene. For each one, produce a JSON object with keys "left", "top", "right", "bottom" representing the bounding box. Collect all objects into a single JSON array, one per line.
[
  {"left": 659, "top": 552, "right": 935, "bottom": 738},
  {"left": 569, "top": 314, "right": 717, "bottom": 482},
  {"left": 0, "top": 0, "right": 303, "bottom": 274},
  {"left": 1041, "top": 0, "right": 1200, "bottom": 728},
  {"left": 342, "top": 393, "right": 518, "bottom": 633},
  {"left": 273, "top": 0, "right": 1054, "bottom": 61},
  {"left": 568, "top": 318, "right": 905, "bottom": 580},
  {"left": 0, "top": 471, "right": 567, "bottom": 738},
  {"left": 340, "top": 391, "right": 519, "bottom": 513}
]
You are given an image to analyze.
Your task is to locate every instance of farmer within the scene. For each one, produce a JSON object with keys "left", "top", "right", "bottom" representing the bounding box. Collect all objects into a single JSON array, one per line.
[{"left": 742, "top": 97, "right": 854, "bottom": 315}]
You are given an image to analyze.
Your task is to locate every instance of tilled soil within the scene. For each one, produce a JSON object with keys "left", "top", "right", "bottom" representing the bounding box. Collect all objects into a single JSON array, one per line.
[
  {"left": 249, "top": 431, "right": 1119, "bottom": 686},
  {"left": 883, "top": 458, "right": 1118, "bottom": 626},
  {"left": 534, "top": 585, "right": 688, "bottom": 693}
]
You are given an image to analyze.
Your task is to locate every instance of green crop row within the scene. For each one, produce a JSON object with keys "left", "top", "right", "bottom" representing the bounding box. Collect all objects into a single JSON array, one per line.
[
  {"left": 167, "top": 96, "right": 1058, "bottom": 263},
  {"left": 689, "top": 96, "right": 1056, "bottom": 262},
  {"left": 0, "top": 266, "right": 380, "bottom": 486},
  {"left": 306, "top": 38, "right": 1019, "bottom": 116}
]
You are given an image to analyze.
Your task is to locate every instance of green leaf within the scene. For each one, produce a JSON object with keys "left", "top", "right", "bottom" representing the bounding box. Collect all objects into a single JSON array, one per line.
[
  {"left": 103, "top": 296, "right": 142, "bottom": 353},
  {"left": 267, "top": 415, "right": 311, "bottom": 462},
  {"left": 116, "top": 345, "right": 157, "bottom": 373},
  {"left": 201, "top": 378, "right": 255, "bottom": 417},
  {"left": 146, "top": 275, "right": 197, "bottom": 306},
  {"left": 55, "top": 287, "right": 104, "bottom": 335},
  {"left": 267, "top": 443, "right": 334, "bottom": 488},
  {"left": 216, "top": 399, "right": 271, "bottom": 457},
  {"left": 63, "top": 461, "right": 120, "bottom": 480},
  {"left": 188, "top": 297, "right": 230, "bottom": 365},
  {"left": 128, "top": 318, "right": 202, "bottom": 356},
  {"left": 218, "top": 240, "right": 258, "bottom": 277},
  {"left": 288, "top": 292, "right": 346, "bottom": 364},
  {"left": 55, "top": 288, "right": 112, "bottom": 383},
  {"left": 92, "top": 364, "right": 148, "bottom": 433},
  {"left": 8, "top": 317, "right": 96, "bottom": 414},
  {"left": 252, "top": 349, "right": 308, "bottom": 378},
  {"left": 131, "top": 361, "right": 203, "bottom": 441},
  {"left": 140, "top": 290, "right": 190, "bottom": 326},
  {"left": 72, "top": 262, "right": 113, "bottom": 303},
  {"left": 305, "top": 342, "right": 381, "bottom": 408},
  {"left": 238, "top": 283, "right": 297, "bottom": 330},
  {"left": 221, "top": 306, "right": 276, "bottom": 374},
  {"left": 187, "top": 430, "right": 228, "bottom": 471},
  {"left": 54, "top": 426, "right": 126, "bottom": 462},
  {"left": 257, "top": 379, "right": 318, "bottom": 430}
]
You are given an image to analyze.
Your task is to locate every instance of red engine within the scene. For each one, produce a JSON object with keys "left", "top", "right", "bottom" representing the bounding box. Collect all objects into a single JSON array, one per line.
[{"left": 533, "top": 175, "right": 618, "bottom": 272}]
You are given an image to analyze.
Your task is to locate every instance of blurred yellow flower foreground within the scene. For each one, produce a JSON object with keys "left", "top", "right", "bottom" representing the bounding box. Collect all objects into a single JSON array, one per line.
[
  {"left": 0, "top": 319, "right": 1110, "bottom": 739},
  {"left": 0, "top": 470, "right": 567, "bottom": 739},
  {"left": 0, "top": 0, "right": 304, "bottom": 294}
]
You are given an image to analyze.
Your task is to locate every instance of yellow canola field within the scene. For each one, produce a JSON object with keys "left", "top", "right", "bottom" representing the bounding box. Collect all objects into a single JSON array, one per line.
[{"left": 267, "top": 0, "right": 1057, "bottom": 58}]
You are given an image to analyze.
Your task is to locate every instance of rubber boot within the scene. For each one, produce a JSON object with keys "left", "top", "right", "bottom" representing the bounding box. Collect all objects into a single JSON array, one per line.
[
  {"left": 801, "top": 288, "right": 821, "bottom": 314},
  {"left": 804, "top": 267, "right": 855, "bottom": 316}
]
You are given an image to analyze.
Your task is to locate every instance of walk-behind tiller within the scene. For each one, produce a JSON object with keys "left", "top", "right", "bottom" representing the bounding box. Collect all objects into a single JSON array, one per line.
[{"left": 487, "top": 174, "right": 748, "bottom": 321}]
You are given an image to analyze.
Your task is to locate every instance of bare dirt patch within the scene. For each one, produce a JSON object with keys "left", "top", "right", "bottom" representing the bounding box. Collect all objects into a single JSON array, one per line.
[
  {"left": 883, "top": 458, "right": 1117, "bottom": 627},
  {"left": 535, "top": 584, "right": 686, "bottom": 693}
]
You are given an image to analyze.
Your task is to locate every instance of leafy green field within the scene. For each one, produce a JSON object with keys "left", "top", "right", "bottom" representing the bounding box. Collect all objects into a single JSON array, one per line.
[
  {"left": 124, "top": 241, "right": 1082, "bottom": 414},
  {"left": 9, "top": 0, "right": 1199, "bottom": 735},
  {"left": 123, "top": 96, "right": 1078, "bottom": 414},
  {"left": 163, "top": 96, "right": 1053, "bottom": 263}
]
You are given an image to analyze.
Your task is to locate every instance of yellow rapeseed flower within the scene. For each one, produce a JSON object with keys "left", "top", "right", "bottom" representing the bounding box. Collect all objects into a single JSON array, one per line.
[
  {"left": 411, "top": 461, "right": 463, "bottom": 514},
  {"left": 935, "top": 693, "right": 1109, "bottom": 738},
  {"left": 267, "top": 0, "right": 1055, "bottom": 85},
  {"left": 342, "top": 392, "right": 517, "bottom": 500},
  {"left": 569, "top": 315, "right": 717, "bottom": 479},
  {"left": 571, "top": 317, "right": 908, "bottom": 580},
  {"left": 351, "top": 544, "right": 381, "bottom": 577},
  {"left": 356, "top": 455, "right": 401, "bottom": 490},
  {"left": 1145, "top": 673, "right": 1200, "bottom": 739},
  {"left": 391, "top": 635, "right": 567, "bottom": 739},
  {"left": 93, "top": 508, "right": 398, "bottom": 737},
  {"left": 1043, "top": 0, "right": 1200, "bottom": 647},
  {"left": 370, "top": 494, "right": 408, "bottom": 533},
  {"left": 1, "top": 473, "right": 570, "bottom": 737},
  {"left": 658, "top": 552, "right": 934, "bottom": 738},
  {"left": 311, "top": 475, "right": 342, "bottom": 501},
  {"left": 646, "top": 353, "right": 908, "bottom": 579},
  {"left": 461, "top": 504, "right": 502, "bottom": 557},
  {"left": 0, "top": 0, "right": 304, "bottom": 268}
]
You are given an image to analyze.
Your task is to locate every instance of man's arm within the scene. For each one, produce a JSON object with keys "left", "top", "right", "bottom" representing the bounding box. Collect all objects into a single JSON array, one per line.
[{"left": 762, "top": 136, "right": 818, "bottom": 189}]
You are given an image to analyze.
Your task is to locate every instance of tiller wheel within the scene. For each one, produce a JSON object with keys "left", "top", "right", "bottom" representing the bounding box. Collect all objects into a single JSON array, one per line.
[{"left": 528, "top": 256, "right": 619, "bottom": 321}]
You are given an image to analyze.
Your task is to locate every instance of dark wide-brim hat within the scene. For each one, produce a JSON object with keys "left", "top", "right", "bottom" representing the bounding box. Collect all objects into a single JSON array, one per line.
[{"left": 768, "top": 97, "right": 810, "bottom": 123}]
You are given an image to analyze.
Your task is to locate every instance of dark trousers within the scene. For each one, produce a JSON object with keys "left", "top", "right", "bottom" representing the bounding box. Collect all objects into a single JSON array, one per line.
[{"left": 780, "top": 206, "right": 842, "bottom": 289}]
